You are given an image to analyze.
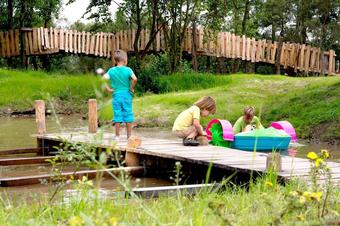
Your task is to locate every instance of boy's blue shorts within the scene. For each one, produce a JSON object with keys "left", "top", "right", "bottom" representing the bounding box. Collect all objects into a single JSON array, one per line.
[{"left": 112, "top": 91, "right": 134, "bottom": 123}]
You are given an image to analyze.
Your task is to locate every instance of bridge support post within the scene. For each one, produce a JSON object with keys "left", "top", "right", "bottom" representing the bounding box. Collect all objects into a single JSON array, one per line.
[
  {"left": 125, "top": 136, "right": 141, "bottom": 166},
  {"left": 35, "top": 100, "right": 46, "bottom": 155},
  {"left": 88, "top": 99, "right": 97, "bottom": 133},
  {"left": 266, "top": 152, "right": 282, "bottom": 172}
]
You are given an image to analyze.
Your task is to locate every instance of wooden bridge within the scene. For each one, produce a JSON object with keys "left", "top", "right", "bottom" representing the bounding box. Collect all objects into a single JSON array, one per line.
[{"left": 0, "top": 27, "right": 337, "bottom": 75}]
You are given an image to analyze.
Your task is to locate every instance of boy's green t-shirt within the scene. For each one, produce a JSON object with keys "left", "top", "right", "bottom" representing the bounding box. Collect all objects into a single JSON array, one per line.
[
  {"left": 106, "top": 66, "right": 134, "bottom": 93},
  {"left": 233, "top": 116, "right": 264, "bottom": 134}
]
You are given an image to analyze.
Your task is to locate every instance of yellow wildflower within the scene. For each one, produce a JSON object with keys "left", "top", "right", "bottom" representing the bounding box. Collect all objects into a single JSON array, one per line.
[
  {"left": 109, "top": 217, "right": 118, "bottom": 226},
  {"left": 315, "top": 158, "right": 324, "bottom": 168},
  {"left": 297, "top": 214, "right": 305, "bottom": 221},
  {"left": 307, "top": 152, "right": 318, "bottom": 160},
  {"left": 289, "top": 191, "right": 299, "bottom": 197},
  {"left": 303, "top": 191, "right": 312, "bottom": 201},
  {"left": 321, "top": 149, "right": 330, "bottom": 159},
  {"left": 299, "top": 196, "right": 306, "bottom": 204},
  {"left": 310, "top": 192, "right": 323, "bottom": 202},
  {"left": 68, "top": 216, "right": 84, "bottom": 226},
  {"left": 264, "top": 181, "right": 274, "bottom": 187}
]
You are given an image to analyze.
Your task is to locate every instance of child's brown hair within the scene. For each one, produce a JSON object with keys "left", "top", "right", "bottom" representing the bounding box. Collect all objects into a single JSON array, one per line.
[
  {"left": 194, "top": 96, "right": 216, "bottom": 114},
  {"left": 114, "top": 49, "right": 127, "bottom": 63}
]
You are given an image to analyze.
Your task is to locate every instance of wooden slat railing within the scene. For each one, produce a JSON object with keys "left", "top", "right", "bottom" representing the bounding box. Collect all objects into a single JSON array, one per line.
[{"left": 0, "top": 27, "right": 337, "bottom": 75}]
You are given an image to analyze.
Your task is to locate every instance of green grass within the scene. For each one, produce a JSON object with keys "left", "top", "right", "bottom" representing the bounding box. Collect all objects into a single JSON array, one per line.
[
  {"left": 0, "top": 69, "right": 102, "bottom": 113},
  {"left": 0, "top": 175, "right": 339, "bottom": 225}
]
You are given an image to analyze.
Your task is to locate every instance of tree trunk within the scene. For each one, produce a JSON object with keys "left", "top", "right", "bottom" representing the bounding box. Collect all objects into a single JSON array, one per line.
[{"left": 275, "top": 37, "right": 283, "bottom": 75}]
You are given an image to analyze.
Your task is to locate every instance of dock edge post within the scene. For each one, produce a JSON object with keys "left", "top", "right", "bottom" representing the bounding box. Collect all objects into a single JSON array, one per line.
[
  {"left": 35, "top": 100, "right": 46, "bottom": 156},
  {"left": 35, "top": 100, "right": 46, "bottom": 135},
  {"left": 88, "top": 99, "right": 97, "bottom": 133},
  {"left": 125, "top": 136, "right": 141, "bottom": 166}
]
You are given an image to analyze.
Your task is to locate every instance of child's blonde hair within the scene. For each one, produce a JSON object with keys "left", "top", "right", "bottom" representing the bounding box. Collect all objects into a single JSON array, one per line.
[
  {"left": 114, "top": 49, "right": 127, "bottom": 63},
  {"left": 244, "top": 106, "right": 255, "bottom": 117},
  {"left": 194, "top": 96, "right": 216, "bottom": 114}
]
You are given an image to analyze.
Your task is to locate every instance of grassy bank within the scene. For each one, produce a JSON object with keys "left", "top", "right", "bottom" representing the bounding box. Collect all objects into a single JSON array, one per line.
[
  {"left": 0, "top": 69, "right": 339, "bottom": 142},
  {"left": 0, "top": 69, "right": 101, "bottom": 114},
  {"left": 101, "top": 73, "right": 340, "bottom": 142}
]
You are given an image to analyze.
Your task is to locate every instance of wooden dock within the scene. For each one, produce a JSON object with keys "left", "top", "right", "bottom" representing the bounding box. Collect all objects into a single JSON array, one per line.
[{"left": 36, "top": 132, "right": 340, "bottom": 186}]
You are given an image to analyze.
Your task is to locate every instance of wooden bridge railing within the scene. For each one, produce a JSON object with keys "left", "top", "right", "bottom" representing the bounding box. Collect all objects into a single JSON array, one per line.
[{"left": 0, "top": 27, "right": 337, "bottom": 75}]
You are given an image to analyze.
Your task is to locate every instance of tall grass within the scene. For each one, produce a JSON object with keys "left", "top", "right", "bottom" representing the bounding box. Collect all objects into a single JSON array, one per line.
[{"left": 0, "top": 69, "right": 101, "bottom": 113}]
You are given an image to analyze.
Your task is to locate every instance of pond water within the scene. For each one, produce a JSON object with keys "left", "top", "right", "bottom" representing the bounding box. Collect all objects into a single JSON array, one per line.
[
  {"left": 0, "top": 116, "right": 339, "bottom": 198},
  {"left": 0, "top": 116, "right": 339, "bottom": 161}
]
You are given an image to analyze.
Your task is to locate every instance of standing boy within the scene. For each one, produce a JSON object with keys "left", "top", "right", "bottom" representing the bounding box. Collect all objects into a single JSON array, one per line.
[{"left": 103, "top": 50, "right": 137, "bottom": 140}]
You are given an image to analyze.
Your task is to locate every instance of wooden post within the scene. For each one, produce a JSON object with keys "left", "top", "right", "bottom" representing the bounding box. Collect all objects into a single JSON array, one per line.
[
  {"left": 35, "top": 100, "right": 46, "bottom": 135},
  {"left": 88, "top": 99, "right": 97, "bottom": 133},
  {"left": 125, "top": 135, "right": 141, "bottom": 166},
  {"left": 266, "top": 153, "right": 282, "bottom": 172}
]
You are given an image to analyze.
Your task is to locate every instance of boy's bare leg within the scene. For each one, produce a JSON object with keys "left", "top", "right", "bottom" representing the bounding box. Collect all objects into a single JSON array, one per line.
[
  {"left": 126, "top": 122, "right": 132, "bottom": 138},
  {"left": 186, "top": 129, "right": 198, "bottom": 139},
  {"left": 115, "top": 123, "right": 121, "bottom": 137}
]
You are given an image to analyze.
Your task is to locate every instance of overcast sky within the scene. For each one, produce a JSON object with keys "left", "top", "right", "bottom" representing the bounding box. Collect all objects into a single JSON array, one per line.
[{"left": 59, "top": 0, "right": 123, "bottom": 25}]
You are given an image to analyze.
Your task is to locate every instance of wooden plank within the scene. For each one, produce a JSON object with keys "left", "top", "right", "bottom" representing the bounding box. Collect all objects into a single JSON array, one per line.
[
  {"left": 236, "top": 35, "right": 241, "bottom": 58},
  {"left": 8, "top": 30, "right": 14, "bottom": 56},
  {"left": 0, "top": 166, "right": 144, "bottom": 187},
  {"left": 103, "top": 33, "right": 107, "bottom": 57},
  {"left": 74, "top": 31, "right": 78, "bottom": 54},
  {"left": 299, "top": 44, "right": 305, "bottom": 71},
  {"left": 246, "top": 38, "right": 251, "bottom": 61},
  {"left": 59, "top": 29, "right": 64, "bottom": 50},
  {"left": 251, "top": 38, "right": 256, "bottom": 63},
  {"left": 5, "top": 32, "right": 10, "bottom": 57},
  {"left": 0, "top": 32, "right": 4, "bottom": 57},
  {"left": 255, "top": 39, "right": 261, "bottom": 62},
  {"left": 328, "top": 50, "right": 335, "bottom": 74},
  {"left": 106, "top": 34, "right": 111, "bottom": 58},
  {"left": 69, "top": 30, "right": 73, "bottom": 53},
  {"left": 49, "top": 27, "right": 54, "bottom": 49},
  {"left": 0, "top": 156, "right": 53, "bottom": 166},
  {"left": 241, "top": 35, "right": 246, "bottom": 60},
  {"left": 131, "top": 184, "right": 218, "bottom": 198},
  {"left": 90, "top": 33, "right": 95, "bottom": 54},
  {"left": 54, "top": 28, "right": 58, "bottom": 50},
  {"left": 40, "top": 27, "right": 45, "bottom": 48},
  {"left": 15, "top": 29, "right": 20, "bottom": 55},
  {"left": 24, "top": 32, "right": 29, "bottom": 55},
  {"left": 0, "top": 148, "right": 39, "bottom": 155},
  {"left": 28, "top": 31, "right": 34, "bottom": 55},
  {"left": 85, "top": 32, "right": 90, "bottom": 54},
  {"left": 304, "top": 45, "right": 311, "bottom": 73},
  {"left": 81, "top": 31, "right": 86, "bottom": 53},
  {"left": 36, "top": 28, "right": 41, "bottom": 52},
  {"left": 78, "top": 31, "right": 82, "bottom": 53},
  {"left": 99, "top": 32, "right": 103, "bottom": 56},
  {"left": 95, "top": 33, "right": 100, "bottom": 55},
  {"left": 32, "top": 28, "right": 38, "bottom": 52},
  {"left": 198, "top": 29, "right": 203, "bottom": 50},
  {"left": 64, "top": 30, "right": 69, "bottom": 52}
]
